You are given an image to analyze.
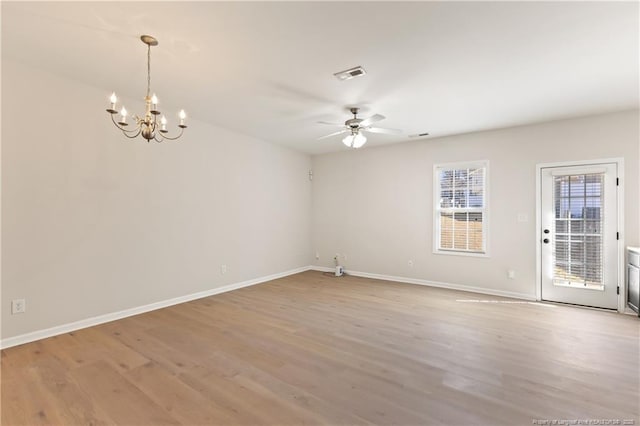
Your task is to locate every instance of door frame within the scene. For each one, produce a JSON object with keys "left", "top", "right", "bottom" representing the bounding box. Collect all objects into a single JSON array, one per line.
[{"left": 535, "top": 158, "right": 625, "bottom": 312}]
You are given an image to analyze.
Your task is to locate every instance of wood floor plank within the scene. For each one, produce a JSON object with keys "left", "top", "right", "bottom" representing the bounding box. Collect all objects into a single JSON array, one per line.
[
  {"left": 124, "top": 360, "right": 245, "bottom": 425},
  {"left": 204, "top": 349, "right": 373, "bottom": 425},
  {"left": 2, "top": 271, "right": 639, "bottom": 425},
  {"left": 69, "top": 360, "right": 180, "bottom": 425}
]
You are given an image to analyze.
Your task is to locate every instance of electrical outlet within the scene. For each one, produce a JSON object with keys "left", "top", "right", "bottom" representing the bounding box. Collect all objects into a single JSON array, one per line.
[
  {"left": 343, "top": 254, "right": 348, "bottom": 261},
  {"left": 408, "top": 260, "right": 414, "bottom": 267},
  {"left": 220, "top": 264, "right": 227, "bottom": 275},
  {"left": 507, "top": 269, "right": 516, "bottom": 279},
  {"left": 12, "top": 299, "right": 26, "bottom": 314},
  {"left": 517, "top": 213, "right": 528, "bottom": 223}
]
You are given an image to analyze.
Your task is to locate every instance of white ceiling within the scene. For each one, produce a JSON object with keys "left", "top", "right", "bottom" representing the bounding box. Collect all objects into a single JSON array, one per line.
[{"left": 2, "top": 1, "right": 638, "bottom": 154}]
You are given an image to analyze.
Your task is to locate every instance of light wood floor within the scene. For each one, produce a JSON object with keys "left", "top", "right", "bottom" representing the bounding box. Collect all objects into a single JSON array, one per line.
[{"left": 2, "top": 271, "right": 639, "bottom": 425}]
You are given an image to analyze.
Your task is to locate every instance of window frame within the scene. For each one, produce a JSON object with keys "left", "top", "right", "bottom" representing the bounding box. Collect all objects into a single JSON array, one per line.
[{"left": 433, "top": 160, "right": 490, "bottom": 257}]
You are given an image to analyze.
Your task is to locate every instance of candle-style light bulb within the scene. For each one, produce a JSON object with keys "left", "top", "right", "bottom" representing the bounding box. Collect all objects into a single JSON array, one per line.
[
  {"left": 179, "top": 109, "right": 186, "bottom": 126},
  {"left": 160, "top": 115, "right": 167, "bottom": 131},
  {"left": 151, "top": 94, "right": 158, "bottom": 110},
  {"left": 109, "top": 92, "right": 117, "bottom": 109},
  {"left": 120, "top": 106, "right": 128, "bottom": 123}
]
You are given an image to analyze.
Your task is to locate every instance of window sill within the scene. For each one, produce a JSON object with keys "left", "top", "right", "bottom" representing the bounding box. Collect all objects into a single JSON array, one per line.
[{"left": 433, "top": 249, "right": 490, "bottom": 258}]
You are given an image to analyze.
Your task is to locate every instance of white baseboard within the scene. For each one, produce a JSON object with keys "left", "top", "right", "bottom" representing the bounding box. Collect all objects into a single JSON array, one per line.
[
  {"left": 0, "top": 266, "right": 311, "bottom": 350},
  {"left": 309, "top": 266, "right": 536, "bottom": 301}
]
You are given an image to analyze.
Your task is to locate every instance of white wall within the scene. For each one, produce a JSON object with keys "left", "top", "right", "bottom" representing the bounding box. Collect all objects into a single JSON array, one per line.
[
  {"left": 311, "top": 111, "right": 639, "bottom": 298},
  {"left": 1, "top": 59, "right": 312, "bottom": 339}
]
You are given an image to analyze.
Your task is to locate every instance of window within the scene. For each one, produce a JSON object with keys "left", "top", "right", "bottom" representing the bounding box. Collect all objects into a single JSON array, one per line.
[
  {"left": 434, "top": 161, "right": 488, "bottom": 255},
  {"left": 553, "top": 173, "right": 604, "bottom": 289}
]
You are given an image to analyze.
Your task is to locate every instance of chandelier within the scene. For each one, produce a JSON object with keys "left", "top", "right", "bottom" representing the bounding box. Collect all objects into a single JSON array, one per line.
[{"left": 106, "top": 35, "right": 187, "bottom": 142}]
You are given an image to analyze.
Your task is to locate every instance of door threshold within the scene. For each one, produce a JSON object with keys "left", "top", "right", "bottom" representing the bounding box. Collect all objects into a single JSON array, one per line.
[{"left": 540, "top": 299, "right": 618, "bottom": 313}]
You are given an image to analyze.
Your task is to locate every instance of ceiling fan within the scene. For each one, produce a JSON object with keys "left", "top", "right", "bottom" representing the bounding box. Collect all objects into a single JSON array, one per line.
[{"left": 317, "top": 107, "right": 401, "bottom": 148}]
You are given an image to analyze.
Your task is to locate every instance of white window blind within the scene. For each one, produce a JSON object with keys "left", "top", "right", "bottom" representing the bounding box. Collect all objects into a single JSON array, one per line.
[
  {"left": 434, "top": 162, "right": 488, "bottom": 254},
  {"left": 552, "top": 173, "right": 604, "bottom": 289}
]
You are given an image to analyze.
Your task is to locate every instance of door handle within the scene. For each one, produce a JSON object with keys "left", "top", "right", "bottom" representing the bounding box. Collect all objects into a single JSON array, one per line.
[{"left": 543, "top": 238, "right": 550, "bottom": 244}]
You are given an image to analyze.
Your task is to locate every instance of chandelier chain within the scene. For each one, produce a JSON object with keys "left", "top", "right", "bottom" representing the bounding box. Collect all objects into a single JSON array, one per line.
[{"left": 146, "top": 43, "right": 151, "bottom": 98}]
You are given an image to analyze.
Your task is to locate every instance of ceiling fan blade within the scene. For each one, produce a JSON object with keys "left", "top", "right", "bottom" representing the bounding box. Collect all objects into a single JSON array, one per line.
[
  {"left": 359, "top": 114, "right": 385, "bottom": 127},
  {"left": 364, "top": 126, "right": 402, "bottom": 135},
  {"left": 317, "top": 121, "right": 345, "bottom": 127},
  {"left": 317, "top": 129, "right": 348, "bottom": 140}
]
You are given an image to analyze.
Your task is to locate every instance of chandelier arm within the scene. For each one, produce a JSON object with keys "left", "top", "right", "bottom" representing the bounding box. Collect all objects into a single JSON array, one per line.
[
  {"left": 154, "top": 127, "right": 185, "bottom": 142},
  {"left": 120, "top": 126, "right": 142, "bottom": 139},
  {"left": 110, "top": 114, "right": 142, "bottom": 134}
]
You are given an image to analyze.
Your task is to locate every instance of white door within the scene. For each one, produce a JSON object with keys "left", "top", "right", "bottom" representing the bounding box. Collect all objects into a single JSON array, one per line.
[{"left": 540, "top": 163, "right": 618, "bottom": 309}]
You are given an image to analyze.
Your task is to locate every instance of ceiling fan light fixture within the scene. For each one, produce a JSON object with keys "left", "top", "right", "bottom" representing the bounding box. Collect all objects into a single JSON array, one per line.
[
  {"left": 342, "top": 132, "right": 367, "bottom": 149},
  {"left": 319, "top": 107, "right": 398, "bottom": 147}
]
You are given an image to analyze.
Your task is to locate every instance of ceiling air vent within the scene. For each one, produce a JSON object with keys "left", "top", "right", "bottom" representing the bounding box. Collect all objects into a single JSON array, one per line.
[{"left": 334, "top": 66, "right": 367, "bottom": 81}]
